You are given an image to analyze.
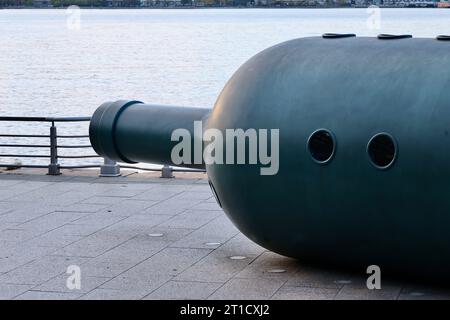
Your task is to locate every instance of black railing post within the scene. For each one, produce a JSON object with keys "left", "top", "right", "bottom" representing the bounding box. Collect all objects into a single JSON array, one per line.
[{"left": 48, "top": 121, "right": 61, "bottom": 175}]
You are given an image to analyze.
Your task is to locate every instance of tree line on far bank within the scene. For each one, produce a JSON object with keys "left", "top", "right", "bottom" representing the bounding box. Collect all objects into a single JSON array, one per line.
[
  {"left": 0, "top": 0, "right": 142, "bottom": 6},
  {"left": 0, "top": 0, "right": 351, "bottom": 8}
]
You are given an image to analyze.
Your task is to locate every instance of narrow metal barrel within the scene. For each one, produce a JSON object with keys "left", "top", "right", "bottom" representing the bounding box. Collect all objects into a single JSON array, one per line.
[
  {"left": 89, "top": 36, "right": 450, "bottom": 283},
  {"left": 89, "top": 100, "right": 209, "bottom": 169}
]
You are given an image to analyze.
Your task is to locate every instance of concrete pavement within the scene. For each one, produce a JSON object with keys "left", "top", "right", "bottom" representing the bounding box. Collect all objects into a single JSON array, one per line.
[{"left": 0, "top": 168, "right": 449, "bottom": 300}]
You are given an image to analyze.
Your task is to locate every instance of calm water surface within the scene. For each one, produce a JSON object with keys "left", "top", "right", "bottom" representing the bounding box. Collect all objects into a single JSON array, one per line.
[{"left": 0, "top": 8, "right": 449, "bottom": 165}]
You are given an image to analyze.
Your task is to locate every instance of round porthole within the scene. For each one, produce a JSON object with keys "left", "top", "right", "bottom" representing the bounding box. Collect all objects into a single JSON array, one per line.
[
  {"left": 208, "top": 180, "right": 222, "bottom": 208},
  {"left": 367, "top": 133, "right": 397, "bottom": 169},
  {"left": 307, "top": 129, "right": 336, "bottom": 164}
]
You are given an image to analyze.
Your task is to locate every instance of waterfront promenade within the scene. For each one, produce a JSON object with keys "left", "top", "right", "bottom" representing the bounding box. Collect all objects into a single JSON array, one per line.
[{"left": 0, "top": 168, "right": 449, "bottom": 300}]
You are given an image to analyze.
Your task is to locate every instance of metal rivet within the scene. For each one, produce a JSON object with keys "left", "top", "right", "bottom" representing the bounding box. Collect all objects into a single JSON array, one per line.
[
  {"left": 437, "top": 35, "right": 450, "bottom": 41},
  {"left": 322, "top": 33, "right": 356, "bottom": 39},
  {"left": 377, "top": 34, "right": 413, "bottom": 40}
]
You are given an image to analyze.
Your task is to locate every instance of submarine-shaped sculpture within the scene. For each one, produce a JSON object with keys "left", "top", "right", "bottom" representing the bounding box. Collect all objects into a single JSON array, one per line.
[{"left": 90, "top": 35, "right": 450, "bottom": 282}]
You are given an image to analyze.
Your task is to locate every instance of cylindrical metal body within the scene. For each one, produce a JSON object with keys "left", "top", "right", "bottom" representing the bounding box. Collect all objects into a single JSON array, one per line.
[
  {"left": 90, "top": 36, "right": 450, "bottom": 282},
  {"left": 206, "top": 36, "right": 450, "bottom": 282},
  {"left": 89, "top": 100, "right": 209, "bottom": 169}
]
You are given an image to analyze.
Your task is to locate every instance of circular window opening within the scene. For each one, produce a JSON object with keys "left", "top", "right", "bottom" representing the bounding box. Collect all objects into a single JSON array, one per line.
[
  {"left": 307, "top": 129, "right": 336, "bottom": 164},
  {"left": 367, "top": 133, "right": 397, "bottom": 169}
]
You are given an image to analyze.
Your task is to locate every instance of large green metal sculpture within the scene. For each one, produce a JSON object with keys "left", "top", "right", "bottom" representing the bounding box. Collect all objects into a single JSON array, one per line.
[{"left": 90, "top": 35, "right": 450, "bottom": 282}]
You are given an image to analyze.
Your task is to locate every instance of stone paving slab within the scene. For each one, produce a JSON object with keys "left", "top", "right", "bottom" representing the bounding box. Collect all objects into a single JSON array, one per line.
[
  {"left": 0, "top": 168, "right": 450, "bottom": 300},
  {"left": 143, "top": 280, "right": 223, "bottom": 300}
]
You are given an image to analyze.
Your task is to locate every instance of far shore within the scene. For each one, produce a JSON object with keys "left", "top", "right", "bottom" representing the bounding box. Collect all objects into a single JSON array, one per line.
[{"left": 0, "top": 6, "right": 446, "bottom": 9}]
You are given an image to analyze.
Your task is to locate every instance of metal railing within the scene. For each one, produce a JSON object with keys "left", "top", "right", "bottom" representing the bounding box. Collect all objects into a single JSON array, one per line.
[{"left": 0, "top": 116, "right": 205, "bottom": 177}]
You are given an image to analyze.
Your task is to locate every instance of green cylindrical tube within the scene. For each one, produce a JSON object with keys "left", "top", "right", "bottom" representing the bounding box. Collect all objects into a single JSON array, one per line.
[{"left": 89, "top": 100, "right": 209, "bottom": 169}]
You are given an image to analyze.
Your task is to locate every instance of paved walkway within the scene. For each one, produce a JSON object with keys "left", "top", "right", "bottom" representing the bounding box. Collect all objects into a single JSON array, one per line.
[{"left": 0, "top": 168, "right": 449, "bottom": 300}]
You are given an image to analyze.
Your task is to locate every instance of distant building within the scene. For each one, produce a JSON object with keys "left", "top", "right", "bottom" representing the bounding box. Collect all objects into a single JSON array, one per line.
[
  {"left": 142, "top": 0, "right": 182, "bottom": 6},
  {"left": 33, "top": 0, "right": 51, "bottom": 6},
  {"left": 406, "top": 0, "right": 438, "bottom": 6},
  {"left": 352, "top": 0, "right": 441, "bottom": 6},
  {"left": 254, "top": 0, "right": 275, "bottom": 5},
  {"left": 106, "top": 0, "right": 124, "bottom": 6},
  {"left": 352, "top": 0, "right": 367, "bottom": 6}
]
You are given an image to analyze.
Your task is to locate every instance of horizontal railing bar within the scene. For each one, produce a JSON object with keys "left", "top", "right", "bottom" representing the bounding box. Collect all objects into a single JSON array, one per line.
[
  {"left": 0, "top": 144, "right": 93, "bottom": 148},
  {"left": 0, "top": 154, "right": 50, "bottom": 158},
  {"left": 1, "top": 164, "right": 104, "bottom": 169},
  {"left": 172, "top": 168, "right": 206, "bottom": 173},
  {"left": 0, "top": 144, "right": 50, "bottom": 148},
  {"left": 0, "top": 154, "right": 99, "bottom": 159},
  {"left": 0, "top": 164, "right": 49, "bottom": 168},
  {"left": 57, "top": 135, "right": 89, "bottom": 138},
  {"left": 58, "top": 145, "right": 92, "bottom": 149},
  {"left": 120, "top": 165, "right": 206, "bottom": 173},
  {"left": 60, "top": 165, "right": 102, "bottom": 169},
  {"left": 0, "top": 117, "right": 50, "bottom": 122},
  {"left": 58, "top": 155, "right": 100, "bottom": 159},
  {"left": 49, "top": 117, "right": 91, "bottom": 122},
  {"left": 0, "top": 135, "right": 88, "bottom": 139},
  {"left": 120, "top": 165, "right": 162, "bottom": 171},
  {"left": 0, "top": 116, "right": 91, "bottom": 122},
  {"left": 0, "top": 134, "right": 50, "bottom": 138}
]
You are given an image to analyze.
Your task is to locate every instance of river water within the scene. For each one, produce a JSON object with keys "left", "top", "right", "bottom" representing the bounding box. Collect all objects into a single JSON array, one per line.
[{"left": 0, "top": 8, "right": 449, "bottom": 166}]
